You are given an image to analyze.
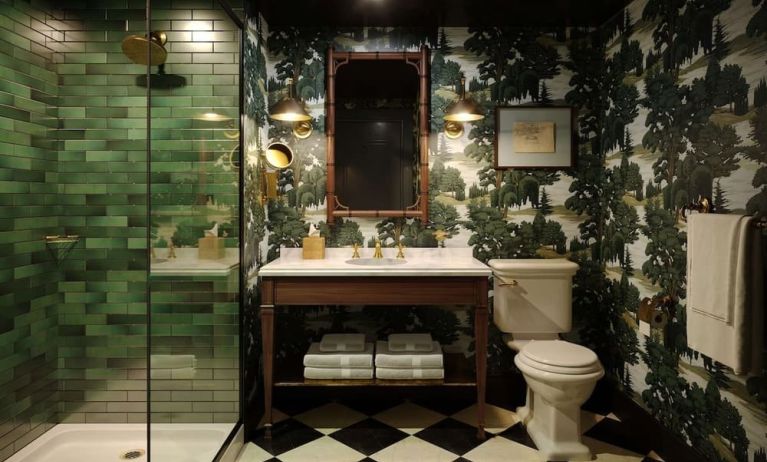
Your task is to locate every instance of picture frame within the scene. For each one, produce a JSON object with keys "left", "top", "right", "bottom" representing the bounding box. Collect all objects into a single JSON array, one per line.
[{"left": 494, "top": 106, "right": 576, "bottom": 169}]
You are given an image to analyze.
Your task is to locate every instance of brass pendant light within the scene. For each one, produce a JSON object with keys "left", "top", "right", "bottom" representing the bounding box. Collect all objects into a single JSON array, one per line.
[
  {"left": 269, "top": 77, "right": 312, "bottom": 122},
  {"left": 444, "top": 74, "right": 484, "bottom": 123}
]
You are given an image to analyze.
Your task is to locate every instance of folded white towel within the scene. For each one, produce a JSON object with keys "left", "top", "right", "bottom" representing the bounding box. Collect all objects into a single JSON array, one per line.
[
  {"left": 387, "top": 333, "right": 434, "bottom": 352},
  {"left": 304, "top": 367, "right": 373, "bottom": 380},
  {"left": 376, "top": 367, "right": 444, "bottom": 380},
  {"left": 319, "top": 333, "right": 366, "bottom": 352},
  {"left": 150, "top": 354, "right": 196, "bottom": 369},
  {"left": 687, "top": 214, "right": 764, "bottom": 375},
  {"left": 375, "top": 341, "right": 443, "bottom": 369},
  {"left": 304, "top": 342, "right": 374, "bottom": 368}
]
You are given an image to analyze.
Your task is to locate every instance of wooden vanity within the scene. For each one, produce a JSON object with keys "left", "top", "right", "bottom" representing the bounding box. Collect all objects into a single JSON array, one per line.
[{"left": 258, "top": 248, "right": 491, "bottom": 438}]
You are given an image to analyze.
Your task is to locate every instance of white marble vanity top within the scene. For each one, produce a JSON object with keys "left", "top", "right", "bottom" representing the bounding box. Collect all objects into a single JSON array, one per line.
[
  {"left": 258, "top": 247, "right": 491, "bottom": 277},
  {"left": 150, "top": 248, "right": 239, "bottom": 277}
]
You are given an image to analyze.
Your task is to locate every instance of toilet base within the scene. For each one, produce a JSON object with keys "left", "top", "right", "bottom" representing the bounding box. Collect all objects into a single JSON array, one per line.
[{"left": 523, "top": 392, "right": 592, "bottom": 461}]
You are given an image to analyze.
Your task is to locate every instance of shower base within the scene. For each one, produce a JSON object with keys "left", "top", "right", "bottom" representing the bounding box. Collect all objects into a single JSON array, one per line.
[{"left": 7, "top": 423, "right": 233, "bottom": 462}]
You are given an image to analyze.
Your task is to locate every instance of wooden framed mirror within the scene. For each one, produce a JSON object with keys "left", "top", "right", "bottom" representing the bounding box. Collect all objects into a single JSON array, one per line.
[{"left": 326, "top": 46, "right": 429, "bottom": 224}]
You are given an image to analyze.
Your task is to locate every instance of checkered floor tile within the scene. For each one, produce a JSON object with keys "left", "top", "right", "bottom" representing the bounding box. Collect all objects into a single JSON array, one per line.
[{"left": 238, "top": 400, "right": 665, "bottom": 462}]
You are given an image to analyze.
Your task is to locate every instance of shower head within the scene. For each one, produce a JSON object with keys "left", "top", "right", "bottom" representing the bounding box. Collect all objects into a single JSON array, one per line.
[{"left": 121, "top": 31, "right": 167, "bottom": 66}]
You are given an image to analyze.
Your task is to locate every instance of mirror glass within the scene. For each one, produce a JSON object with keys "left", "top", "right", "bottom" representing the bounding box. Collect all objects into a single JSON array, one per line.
[
  {"left": 326, "top": 49, "right": 429, "bottom": 222},
  {"left": 334, "top": 60, "right": 419, "bottom": 211}
]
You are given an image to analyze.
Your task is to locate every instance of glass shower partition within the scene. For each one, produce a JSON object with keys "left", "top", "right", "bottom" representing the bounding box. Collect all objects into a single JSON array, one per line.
[{"left": 147, "top": 1, "right": 242, "bottom": 461}]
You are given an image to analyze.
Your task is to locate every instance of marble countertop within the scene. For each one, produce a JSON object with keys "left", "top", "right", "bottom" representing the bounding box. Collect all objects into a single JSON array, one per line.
[
  {"left": 150, "top": 248, "right": 239, "bottom": 277},
  {"left": 258, "top": 247, "right": 491, "bottom": 277}
]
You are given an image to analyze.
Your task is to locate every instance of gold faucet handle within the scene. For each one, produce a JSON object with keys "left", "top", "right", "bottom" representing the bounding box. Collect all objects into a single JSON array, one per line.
[
  {"left": 352, "top": 242, "right": 361, "bottom": 259},
  {"left": 396, "top": 242, "right": 405, "bottom": 259}
]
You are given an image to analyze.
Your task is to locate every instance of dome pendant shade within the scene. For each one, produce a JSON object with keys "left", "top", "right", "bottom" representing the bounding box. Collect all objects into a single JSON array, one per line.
[
  {"left": 444, "top": 75, "right": 484, "bottom": 123},
  {"left": 269, "top": 78, "right": 312, "bottom": 122}
]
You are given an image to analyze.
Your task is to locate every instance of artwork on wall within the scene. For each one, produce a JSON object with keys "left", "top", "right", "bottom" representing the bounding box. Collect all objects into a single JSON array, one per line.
[{"left": 494, "top": 106, "right": 575, "bottom": 169}]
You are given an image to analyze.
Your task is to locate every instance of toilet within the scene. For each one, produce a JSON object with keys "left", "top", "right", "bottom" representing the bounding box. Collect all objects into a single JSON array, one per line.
[{"left": 489, "top": 259, "right": 604, "bottom": 461}]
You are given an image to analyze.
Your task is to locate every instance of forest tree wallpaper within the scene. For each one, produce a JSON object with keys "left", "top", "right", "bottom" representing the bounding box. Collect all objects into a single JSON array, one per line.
[{"left": 243, "top": 0, "right": 767, "bottom": 459}]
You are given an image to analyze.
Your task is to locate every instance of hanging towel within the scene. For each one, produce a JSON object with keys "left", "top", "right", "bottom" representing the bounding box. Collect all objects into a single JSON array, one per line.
[
  {"left": 376, "top": 367, "right": 444, "bottom": 380},
  {"left": 319, "top": 333, "right": 366, "bottom": 352},
  {"left": 304, "top": 367, "right": 373, "bottom": 380},
  {"left": 687, "top": 214, "right": 764, "bottom": 375},
  {"left": 304, "top": 342, "right": 374, "bottom": 369},
  {"left": 375, "top": 341, "right": 443, "bottom": 369},
  {"left": 387, "top": 333, "right": 434, "bottom": 352}
]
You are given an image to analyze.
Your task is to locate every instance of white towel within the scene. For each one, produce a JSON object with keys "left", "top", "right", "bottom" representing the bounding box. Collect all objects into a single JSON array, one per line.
[
  {"left": 376, "top": 368, "right": 444, "bottom": 380},
  {"left": 687, "top": 214, "right": 764, "bottom": 375},
  {"left": 375, "top": 341, "right": 443, "bottom": 369},
  {"left": 150, "top": 354, "right": 196, "bottom": 369},
  {"left": 304, "top": 342, "right": 374, "bottom": 368},
  {"left": 304, "top": 367, "right": 373, "bottom": 380},
  {"left": 319, "top": 333, "right": 366, "bottom": 352},
  {"left": 387, "top": 333, "right": 434, "bottom": 352}
]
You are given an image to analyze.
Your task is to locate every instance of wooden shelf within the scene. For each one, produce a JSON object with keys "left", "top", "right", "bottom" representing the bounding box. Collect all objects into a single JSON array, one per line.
[{"left": 274, "top": 353, "right": 475, "bottom": 387}]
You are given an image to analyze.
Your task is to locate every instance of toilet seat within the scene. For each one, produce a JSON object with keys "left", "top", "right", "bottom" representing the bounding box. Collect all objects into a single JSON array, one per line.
[{"left": 518, "top": 340, "right": 602, "bottom": 375}]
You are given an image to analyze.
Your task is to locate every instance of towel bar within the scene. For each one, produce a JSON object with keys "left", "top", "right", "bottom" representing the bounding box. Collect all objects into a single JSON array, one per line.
[{"left": 681, "top": 196, "right": 766, "bottom": 229}]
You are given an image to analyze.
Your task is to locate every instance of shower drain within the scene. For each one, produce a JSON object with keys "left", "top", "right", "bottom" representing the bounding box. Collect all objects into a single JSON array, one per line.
[{"left": 120, "top": 449, "right": 146, "bottom": 460}]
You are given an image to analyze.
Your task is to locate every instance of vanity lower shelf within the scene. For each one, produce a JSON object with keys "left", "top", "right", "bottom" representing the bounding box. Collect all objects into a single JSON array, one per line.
[{"left": 274, "top": 353, "right": 475, "bottom": 387}]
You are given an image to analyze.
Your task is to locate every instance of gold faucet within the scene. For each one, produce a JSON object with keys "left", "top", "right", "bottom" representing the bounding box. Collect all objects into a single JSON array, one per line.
[
  {"left": 396, "top": 241, "right": 405, "bottom": 259},
  {"left": 351, "top": 242, "right": 361, "bottom": 259},
  {"left": 373, "top": 239, "right": 384, "bottom": 259}
]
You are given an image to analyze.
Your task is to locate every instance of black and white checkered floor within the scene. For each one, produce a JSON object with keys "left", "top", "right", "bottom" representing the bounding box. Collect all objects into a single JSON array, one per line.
[
  {"left": 238, "top": 399, "right": 662, "bottom": 462},
  {"left": 236, "top": 395, "right": 665, "bottom": 462}
]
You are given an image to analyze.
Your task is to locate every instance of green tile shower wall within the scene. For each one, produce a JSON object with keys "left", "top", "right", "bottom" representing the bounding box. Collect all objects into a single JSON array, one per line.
[
  {"left": 0, "top": 0, "right": 61, "bottom": 459},
  {"left": 54, "top": 3, "right": 149, "bottom": 426},
  {"left": 2, "top": 0, "right": 240, "bottom": 455},
  {"left": 54, "top": 0, "right": 241, "bottom": 427}
]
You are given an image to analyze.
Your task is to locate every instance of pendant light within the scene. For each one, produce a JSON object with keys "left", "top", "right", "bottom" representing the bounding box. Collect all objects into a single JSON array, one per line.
[
  {"left": 269, "top": 77, "right": 312, "bottom": 122},
  {"left": 444, "top": 74, "right": 484, "bottom": 123}
]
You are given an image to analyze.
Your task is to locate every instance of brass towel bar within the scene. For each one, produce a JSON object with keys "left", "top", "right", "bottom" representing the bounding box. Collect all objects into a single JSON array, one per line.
[{"left": 681, "top": 195, "right": 766, "bottom": 228}]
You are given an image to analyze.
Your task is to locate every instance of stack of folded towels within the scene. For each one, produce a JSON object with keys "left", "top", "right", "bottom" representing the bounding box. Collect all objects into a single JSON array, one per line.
[
  {"left": 375, "top": 333, "right": 444, "bottom": 380},
  {"left": 303, "top": 333, "right": 374, "bottom": 380}
]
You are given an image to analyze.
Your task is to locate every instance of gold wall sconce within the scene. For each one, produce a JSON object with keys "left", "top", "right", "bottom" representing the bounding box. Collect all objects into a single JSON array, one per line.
[
  {"left": 444, "top": 74, "right": 484, "bottom": 120},
  {"left": 444, "top": 120, "right": 464, "bottom": 139},
  {"left": 259, "top": 142, "right": 295, "bottom": 204},
  {"left": 269, "top": 77, "right": 314, "bottom": 139}
]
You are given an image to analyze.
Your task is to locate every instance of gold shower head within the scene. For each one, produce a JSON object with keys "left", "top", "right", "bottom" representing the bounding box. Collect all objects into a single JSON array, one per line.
[{"left": 121, "top": 31, "right": 168, "bottom": 66}]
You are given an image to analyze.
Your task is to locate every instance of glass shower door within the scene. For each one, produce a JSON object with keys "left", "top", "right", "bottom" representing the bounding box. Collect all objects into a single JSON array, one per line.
[{"left": 147, "top": 2, "right": 242, "bottom": 460}]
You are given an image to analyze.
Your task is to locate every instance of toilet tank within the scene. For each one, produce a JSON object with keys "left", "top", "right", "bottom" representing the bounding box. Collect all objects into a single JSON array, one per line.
[{"left": 488, "top": 259, "right": 579, "bottom": 336}]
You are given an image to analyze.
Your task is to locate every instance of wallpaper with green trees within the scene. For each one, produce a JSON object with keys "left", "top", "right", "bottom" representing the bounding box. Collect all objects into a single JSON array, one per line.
[{"left": 244, "top": 0, "right": 767, "bottom": 458}]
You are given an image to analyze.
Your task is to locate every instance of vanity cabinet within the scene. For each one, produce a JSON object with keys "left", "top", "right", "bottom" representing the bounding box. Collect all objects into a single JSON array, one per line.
[{"left": 257, "top": 248, "right": 491, "bottom": 439}]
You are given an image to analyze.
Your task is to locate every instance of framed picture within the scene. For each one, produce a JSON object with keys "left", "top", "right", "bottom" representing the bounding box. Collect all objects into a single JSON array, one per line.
[{"left": 494, "top": 106, "right": 576, "bottom": 169}]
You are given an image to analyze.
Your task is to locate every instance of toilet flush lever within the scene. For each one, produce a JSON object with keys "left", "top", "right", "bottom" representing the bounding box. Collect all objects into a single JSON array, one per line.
[{"left": 497, "top": 278, "right": 518, "bottom": 287}]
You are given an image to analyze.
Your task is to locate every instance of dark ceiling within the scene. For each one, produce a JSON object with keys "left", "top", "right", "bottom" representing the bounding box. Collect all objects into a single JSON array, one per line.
[{"left": 250, "top": 0, "right": 632, "bottom": 28}]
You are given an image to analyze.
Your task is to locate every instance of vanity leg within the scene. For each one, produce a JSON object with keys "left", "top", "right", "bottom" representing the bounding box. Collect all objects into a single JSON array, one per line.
[
  {"left": 475, "top": 303, "right": 488, "bottom": 440},
  {"left": 261, "top": 304, "right": 275, "bottom": 439}
]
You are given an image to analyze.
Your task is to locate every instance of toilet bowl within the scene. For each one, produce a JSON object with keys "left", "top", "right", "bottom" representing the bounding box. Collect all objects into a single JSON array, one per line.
[
  {"left": 488, "top": 259, "right": 604, "bottom": 461},
  {"left": 514, "top": 340, "right": 604, "bottom": 461}
]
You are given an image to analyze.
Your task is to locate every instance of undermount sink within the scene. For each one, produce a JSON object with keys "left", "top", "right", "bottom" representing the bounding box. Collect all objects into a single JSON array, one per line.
[{"left": 345, "top": 257, "right": 407, "bottom": 266}]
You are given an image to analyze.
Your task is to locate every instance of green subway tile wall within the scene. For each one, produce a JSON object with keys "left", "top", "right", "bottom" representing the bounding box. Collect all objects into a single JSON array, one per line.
[
  {"left": 0, "top": 0, "right": 61, "bottom": 459},
  {"left": 54, "top": 3, "right": 149, "bottom": 426},
  {"left": 147, "top": 1, "right": 240, "bottom": 426},
  {"left": 1, "top": 0, "right": 240, "bottom": 458}
]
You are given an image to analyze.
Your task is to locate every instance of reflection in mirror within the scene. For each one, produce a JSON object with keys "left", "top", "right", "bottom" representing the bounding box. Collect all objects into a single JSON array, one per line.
[{"left": 326, "top": 48, "right": 429, "bottom": 224}]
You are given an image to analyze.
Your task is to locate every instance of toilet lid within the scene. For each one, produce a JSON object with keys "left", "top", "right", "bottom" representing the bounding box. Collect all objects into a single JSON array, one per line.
[{"left": 519, "top": 340, "right": 602, "bottom": 374}]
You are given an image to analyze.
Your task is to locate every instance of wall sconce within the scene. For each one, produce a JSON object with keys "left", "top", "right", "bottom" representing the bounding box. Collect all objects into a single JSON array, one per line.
[
  {"left": 259, "top": 142, "right": 294, "bottom": 204},
  {"left": 443, "top": 74, "right": 484, "bottom": 137},
  {"left": 269, "top": 77, "right": 313, "bottom": 139}
]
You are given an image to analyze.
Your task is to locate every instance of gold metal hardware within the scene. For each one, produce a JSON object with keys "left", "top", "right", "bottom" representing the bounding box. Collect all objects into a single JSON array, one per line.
[
  {"left": 444, "top": 120, "right": 464, "bottom": 139},
  {"left": 352, "top": 243, "right": 361, "bottom": 259},
  {"left": 373, "top": 239, "right": 384, "bottom": 259},
  {"left": 396, "top": 242, "right": 405, "bottom": 259}
]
